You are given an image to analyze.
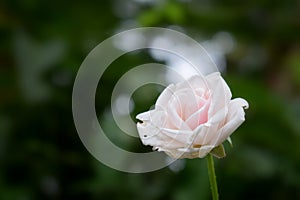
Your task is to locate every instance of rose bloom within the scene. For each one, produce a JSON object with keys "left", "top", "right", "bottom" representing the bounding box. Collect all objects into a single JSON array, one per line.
[{"left": 136, "top": 72, "right": 248, "bottom": 159}]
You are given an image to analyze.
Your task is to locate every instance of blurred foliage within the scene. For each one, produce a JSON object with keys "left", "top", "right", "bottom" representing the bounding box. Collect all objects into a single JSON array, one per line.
[{"left": 0, "top": 0, "right": 300, "bottom": 199}]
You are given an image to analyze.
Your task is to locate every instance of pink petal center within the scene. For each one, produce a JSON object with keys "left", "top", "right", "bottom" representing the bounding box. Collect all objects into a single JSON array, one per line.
[{"left": 166, "top": 89, "right": 211, "bottom": 130}]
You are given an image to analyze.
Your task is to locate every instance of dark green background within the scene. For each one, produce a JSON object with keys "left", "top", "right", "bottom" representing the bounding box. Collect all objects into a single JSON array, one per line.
[{"left": 1, "top": 0, "right": 300, "bottom": 199}]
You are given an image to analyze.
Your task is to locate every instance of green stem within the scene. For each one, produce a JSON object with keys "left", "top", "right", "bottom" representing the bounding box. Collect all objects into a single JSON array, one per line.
[{"left": 207, "top": 154, "right": 219, "bottom": 200}]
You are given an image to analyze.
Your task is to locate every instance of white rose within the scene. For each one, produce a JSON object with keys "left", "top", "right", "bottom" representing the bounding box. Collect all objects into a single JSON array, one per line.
[{"left": 136, "top": 72, "right": 248, "bottom": 159}]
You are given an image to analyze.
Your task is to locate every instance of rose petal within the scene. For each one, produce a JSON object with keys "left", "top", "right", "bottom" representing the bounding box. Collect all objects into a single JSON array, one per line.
[
  {"left": 160, "top": 127, "right": 198, "bottom": 145},
  {"left": 175, "top": 90, "right": 199, "bottom": 121},
  {"left": 166, "top": 94, "right": 192, "bottom": 130},
  {"left": 206, "top": 72, "right": 232, "bottom": 118},
  {"left": 164, "top": 148, "right": 198, "bottom": 159},
  {"left": 137, "top": 119, "right": 185, "bottom": 149},
  {"left": 136, "top": 110, "right": 166, "bottom": 138},
  {"left": 201, "top": 123, "right": 220, "bottom": 146},
  {"left": 213, "top": 98, "right": 249, "bottom": 146},
  {"left": 175, "top": 75, "right": 207, "bottom": 92},
  {"left": 198, "top": 145, "right": 215, "bottom": 158},
  {"left": 156, "top": 84, "right": 176, "bottom": 108},
  {"left": 193, "top": 124, "right": 210, "bottom": 145},
  {"left": 206, "top": 106, "right": 228, "bottom": 125},
  {"left": 137, "top": 110, "right": 195, "bottom": 149},
  {"left": 136, "top": 110, "right": 165, "bottom": 127},
  {"left": 185, "top": 100, "right": 210, "bottom": 130}
]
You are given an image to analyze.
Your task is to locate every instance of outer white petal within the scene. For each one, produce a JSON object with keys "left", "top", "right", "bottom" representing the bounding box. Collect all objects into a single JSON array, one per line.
[
  {"left": 213, "top": 98, "right": 249, "bottom": 146},
  {"left": 137, "top": 111, "right": 185, "bottom": 149},
  {"left": 175, "top": 75, "right": 207, "bottom": 92},
  {"left": 160, "top": 128, "right": 197, "bottom": 146},
  {"left": 136, "top": 110, "right": 165, "bottom": 138},
  {"left": 200, "top": 123, "right": 220, "bottom": 146},
  {"left": 137, "top": 110, "right": 193, "bottom": 149},
  {"left": 193, "top": 124, "right": 210, "bottom": 145},
  {"left": 206, "top": 106, "right": 228, "bottom": 125},
  {"left": 206, "top": 72, "right": 232, "bottom": 119},
  {"left": 136, "top": 110, "right": 165, "bottom": 127},
  {"left": 198, "top": 145, "right": 215, "bottom": 158},
  {"left": 156, "top": 84, "right": 176, "bottom": 108},
  {"left": 164, "top": 148, "right": 199, "bottom": 159}
]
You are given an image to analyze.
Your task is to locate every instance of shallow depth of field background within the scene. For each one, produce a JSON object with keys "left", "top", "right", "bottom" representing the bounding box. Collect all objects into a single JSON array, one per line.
[{"left": 1, "top": 0, "right": 300, "bottom": 199}]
